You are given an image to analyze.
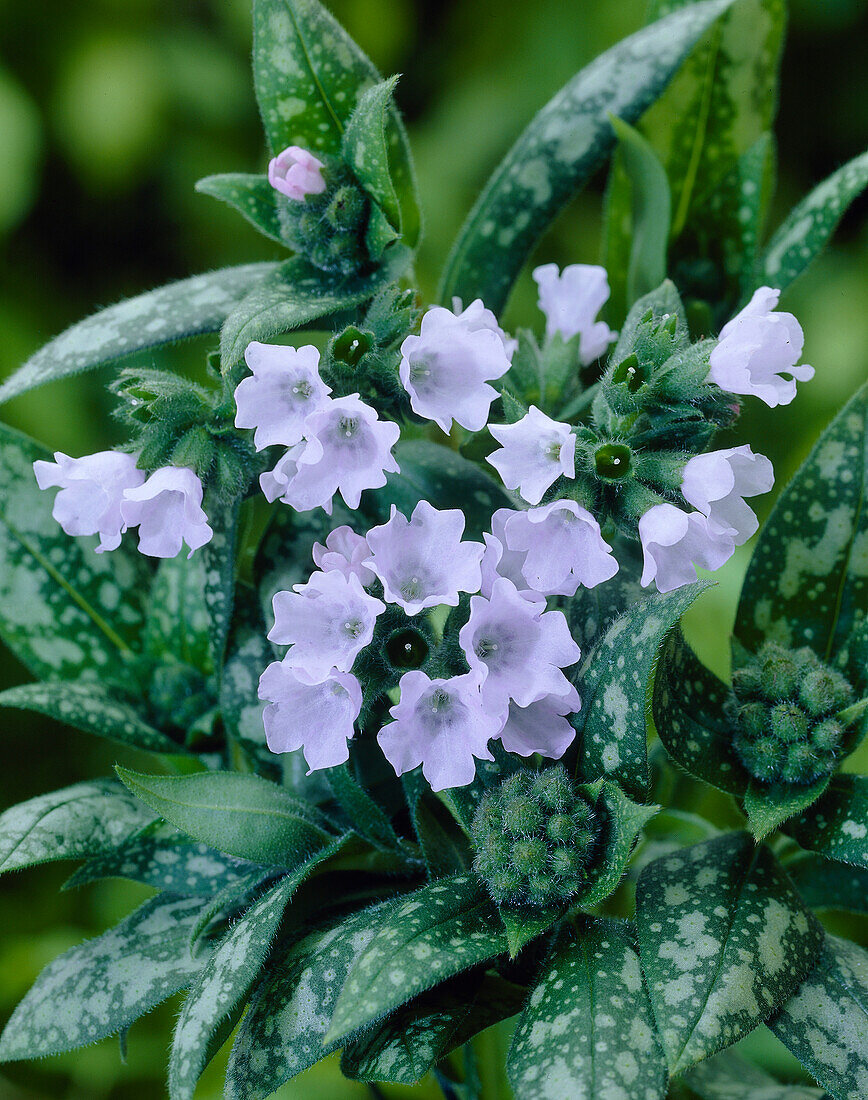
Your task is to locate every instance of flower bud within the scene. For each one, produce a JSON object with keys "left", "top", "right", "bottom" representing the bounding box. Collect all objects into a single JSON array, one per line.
[{"left": 799, "top": 667, "right": 854, "bottom": 718}]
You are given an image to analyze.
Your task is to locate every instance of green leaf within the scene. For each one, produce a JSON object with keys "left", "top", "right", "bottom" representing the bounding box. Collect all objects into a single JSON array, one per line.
[
  {"left": 0, "top": 263, "right": 277, "bottom": 405},
  {"left": 438, "top": 0, "right": 735, "bottom": 314},
  {"left": 195, "top": 173, "right": 283, "bottom": 244},
  {"left": 342, "top": 77, "right": 402, "bottom": 232},
  {"left": 610, "top": 114, "right": 672, "bottom": 308},
  {"left": 0, "top": 779, "right": 155, "bottom": 875},
  {"left": 785, "top": 776, "right": 868, "bottom": 870},
  {"left": 743, "top": 775, "right": 832, "bottom": 842},
  {"left": 653, "top": 628, "right": 748, "bottom": 795},
  {"left": 759, "top": 149, "right": 868, "bottom": 293},
  {"left": 683, "top": 1047, "right": 829, "bottom": 1099},
  {"left": 326, "top": 874, "right": 507, "bottom": 1044},
  {"left": 198, "top": 493, "right": 241, "bottom": 671},
  {"left": 0, "top": 894, "right": 209, "bottom": 1061},
  {"left": 363, "top": 439, "right": 511, "bottom": 541},
  {"left": 325, "top": 762, "right": 402, "bottom": 852},
  {"left": 219, "top": 612, "right": 272, "bottom": 755},
  {"left": 219, "top": 253, "right": 408, "bottom": 370},
  {"left": 252, "top": 0, "right": 419, "bottom": 246},
  {"left": 0, "top": 423, "right": 149, "bottom": 681},
  {"left": 145, "top": 553, "right": 213, "bottom": 676},
  {"left": 508, "top": 918, "right": 667, "bottom": 1100},
  {"left": 636, "top": 832, "right": 823, "bottom": 1074},
  {"left": 115, "top": 768, "right": 332, "bottom": 866},
  {"left": 787, "top": 853, "right": 868, "bottom": 915},
  {"left": 402, "top": 771, "right": 472, "bottom": 878},
  {"left": 735, "top": 382, "right": 868, "bottom": 664},
  {"left": 574, "top": 780, "right": 659, "bottom": 911},
  {"left": 0, "top": 681, "right": 178, "bottom": 753},
  {"left": 169, "top": 875, "right": 297, "bottom": 1100},
  {"left": 574, "top": 582, "right": 709, "bottom": 797},
  {"left": 500, "top": 906, "right": 562, "bottom": 960},
  {"left": 769, "top": 935, "right": 868, "bottom": 1100},
  {"left": 63, "top": 827, "right": 255, "bottom": 897},
  {"left": 225, "top": 901, "right": 393, "bottom": 1098}
]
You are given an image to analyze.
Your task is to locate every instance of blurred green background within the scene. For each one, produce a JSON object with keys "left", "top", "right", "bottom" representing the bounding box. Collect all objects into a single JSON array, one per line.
[{"left": 0, "top": 0, "right": 866, "bottom": 1096}]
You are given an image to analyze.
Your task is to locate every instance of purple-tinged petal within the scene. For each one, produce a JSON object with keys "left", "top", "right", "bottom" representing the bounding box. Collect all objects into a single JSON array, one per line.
[
  {"left": 504, "top": 500, "right": 618, "bottom": 597},
  {"left": 487, "top": 406, "right": 576, "bottom": 504},
  {"left": 532, "top": 263, "right": 617, "bottom": 363},
  {"left": 119, "top": 466, "right": 212, "bottom": 559},
  {"left": 639, "top": 503, "right": 735, "bottom": 593}
]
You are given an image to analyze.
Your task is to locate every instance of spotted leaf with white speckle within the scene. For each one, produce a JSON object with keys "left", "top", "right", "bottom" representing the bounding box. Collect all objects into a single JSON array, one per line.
[
  {"left": 508, "top": 918, "right": 667, "bottom": 1100},
  {"left": 0, "top": 894, "right": 209, "bottom": 1061},
  {"left": 342, "top": 77, "right": 402, "bottom": 233},
  {"left": 573, "top": 581, "right": 710, "bottom": 798},
  {"left": 788, "top": 854, "right": 868, "bottom": 915},
  {"left": 769, "top": 934, "right": 868, "bottom": 1100},
  {"left": 636, "top": 832, "right": 823, "bottom": 1074},
  {"left": 684, "top": 1047, "right": 829, "bottom": 1099},
  {"left": 785, "top": 776, "right": 868, "bottom": 871},
  {"left": 195, "top": 174, "right": 283, "bottom": 244}
]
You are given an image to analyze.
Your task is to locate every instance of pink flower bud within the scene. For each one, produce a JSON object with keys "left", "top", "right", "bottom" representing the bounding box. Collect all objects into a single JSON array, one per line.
[{"left": 267, "top": 145, "right": 327, "bottom": 202}]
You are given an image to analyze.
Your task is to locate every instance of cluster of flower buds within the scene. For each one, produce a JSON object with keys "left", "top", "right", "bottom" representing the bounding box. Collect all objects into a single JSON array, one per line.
[{"left": 729, "top": 641, "right": 859, "bottom": 785}]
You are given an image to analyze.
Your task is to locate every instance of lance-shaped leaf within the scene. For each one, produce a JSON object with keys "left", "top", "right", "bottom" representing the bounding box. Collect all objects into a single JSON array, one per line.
[
  {"left": 342, "top": 77, "right": 402, "bottom": 232},
  {"left": 219, "top": 252, "right": 408, "bottom": 370},
  {"left": 0, "top": 779, "right": 155, "bottom": 875},
  {"left": 769, "top": 935, "right": 868, "bottom": 1100},
  {"left": 225, "top": 901, "right": 393, "bottom": 1098},
  {"left": 759, "top": 149, "right": 868, "bottom": 293},
  {"left": 252, "top": 0, "right": 419, "bottom": 246},
  {"left": 402, "top": 771, "right": 472, "bottom": 879},
  {"left": 788, "top": 854, "right": 868, "bottom": 916},
  {"left": 0, "top": 423, "right": 149, "bottom": 681},
  {"left": 325, "top": 762, "right": 402, "bottom": 852},
  {"left": 636, "top": 832, "right": 823, "bottom": 1074},
  {"left": 64, "top": 827, "right": 255, "bottom": 897},
  {"left": 169, "top": 875, "right": 297, "bottom": 1100},
  {"left": 116, "top": 768, "right": 332, "bottom": 867},
  {"left": 0, "top": 263, "right": 276, "bottom": 405},
  {"left": 684, "top": 1047, "right": 829, "bottom": 1099},
  {"left": 0, "top": 894, "right": 209, "bottom": 1061},
  {"left": 326, "top": 874, "right": 507, "bottom": 1044},
  {"left": 653, "top": 627, "right": 747, "bottom": 796},
  {"left": 508, "top": 919, "right": 667, "bottom": 1100},
  {"left": 145, "top": 552, "right": 214, "bottom": 676},
  {"left": 438, "top": 0, "right": 735, "bottom": 314},
  {"left": 785, "top": 776, "right": 868, "bottom": 871},
  {"left": 735, "top": 382, "right": 868, "bottom": 665},
  {"left": 198, "top": 493, "right": 240, "bottom": 670},
  {"left": 0, "top": 681, "right": 178, "bottom": 753},
  {"left": 195, "top": 174, "right": 283, "bottom": 244},
  {"left": 574, "top": 582, "right": 709, "bottom": 798}
]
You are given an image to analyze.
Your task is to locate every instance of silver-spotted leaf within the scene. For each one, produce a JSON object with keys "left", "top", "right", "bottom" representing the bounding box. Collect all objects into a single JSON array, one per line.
[
  {"left": 574, "top": 581, "right": 710, "bottom": 797},
  {"left": 735, "top": 382, "right": 868, "bottom": 664},
  {"left": 785, "top": 776, "right": 868, "bottom": 870},
  {"left": 743, "top": 776, "right": 832, "bottom": 842},
  {"left": 508, "top": 918, "right": 667, "bottom": 1100},
  {"left": 0, "top": 263, "right": 276, "bottom": 405},
  {"left": 439, "top": 0, "right": 735, "bottom": 314},
  {"left": 684, "top": 1047, "right": 829, "bottom": 1099},
  {"left": 0, "top": 894, "right": 208, "bottom": 1061},
  {"left": 0, "top": 779, "right": 155, "bottom": 875},
  {"left": 342, "top": 77, "right": 402, "bottom": 232},
  {"left": 195, "top": 174, "right": 283, "bottom": 244},
  {"left": 116, "top": 768, "right": 332, "bottom": 866},
  {"left": 145, "top": 554, "right": 213, "bottom": 675},
  {"left": 788, "top": 854, "right": 868, "bottom": 915},
  {"left": 0, "top": 681, "right": 177, "bottom": 753},
  {"left": 759, "top": 149, "right": 868, "bottom": 293},
  {"left": 326, "top": 874, "right": 507, "bottom": 1044},
  {"left": 636, "top": 832, "right": 823, "bottom": 1074},
  {"left": 769, "top": 935, "right": 868, "bottom": 1100},
  {"left": 198, "top": 493, "right": 240, "bottom": 670},
  {"left": 169, "top": 875, "right": 297, "bottom": 1100},
  {"left": 0, "top": 423, "right": 149, "bottom": 681}
]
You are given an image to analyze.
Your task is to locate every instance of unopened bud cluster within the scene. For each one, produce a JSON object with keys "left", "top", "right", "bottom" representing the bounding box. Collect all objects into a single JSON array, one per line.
[
  {"left": 471, "top": 765, "right": 602, "bottom": 909},
  {"left": 730, "top": 641, "right": 856, "bottom": 785}
]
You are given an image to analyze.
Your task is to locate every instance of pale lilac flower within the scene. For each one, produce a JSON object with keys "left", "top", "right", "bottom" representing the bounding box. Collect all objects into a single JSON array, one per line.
[
  {"left": 708, "top": 286, "right": 814, "bottom": 407},
  {"left": 259, "top": 443, "right": 332, "bottom": 511},
  {"left": 269, "top": 569, "right": 384, "bottom": 678},
  {"left": 276, "top": 394, "right": 400, "bottom": 512},
  {"left": 450, "top": 296, "right": 517, "bottom": 360},
  {"left": 234, "top": 342, "right": 331, "bottom": 450},
  {"left": 267, "top": 145, "right": 326, "bottom": 202},
  {"left": 681, "top": 445, "right": 774, "bottom": 546},
  {"left": 378, "top": 671, "right": 500, "bottom": 791},
  {"left": 497, "top": 684, "right": 581, "bottom": 759},
  {"left": 503, "top": 501, "right": 619, "bottom": 597},
  {"left": 364, "top": 501, "right": 484, "bottom": 615},
  {"left": 479, "top": 509, "right": 535, "bottom": 599},
  {"left": 259, "top": 657, "right": 361, "bottom": 772},
  {"left": 119, "top": 466, "right": 212, "bottom": 559},
  {"left": 399, "top": 305, "right": 511, "bottom": 432},
  {"left": 312, "top": 526, "right": 375, "bottom": 586},
  {"left": 532, "top": 263, "right": 617, "bottom": 364},
  {"left": 459, "top": 577, "right": 580, "bottom": 710},
  {"left": 639, "top": 503, "right": 735, "bottom": 593},
  {"left": 487, "top": 406, "right": 576, "bottom": 504},
  {"left": 33, "top": 449, "right": 145, "bottom": 553}
]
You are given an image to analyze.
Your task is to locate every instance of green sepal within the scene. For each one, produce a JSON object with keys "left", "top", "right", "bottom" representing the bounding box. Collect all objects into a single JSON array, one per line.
[
  {"left": 115, "top": 767, "right": 333, "bottom": 867},
  {"left": 508, "top": 918, "right": 667, "bottom": 1100},
  {"left": 636, "top": 832, "right": 823, "bottom": 1074},
  {"left": 784, "top": 775, "right": 868, "bottom": 870},
  {"left": 195, "top": 173, "right": 283, "bottom": 244},
  {"left": 438, "top": 0, "right": 736, "bottom": 314},
  {"left": 609, "top": 278, "right": 688, "bottom": 368}
]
